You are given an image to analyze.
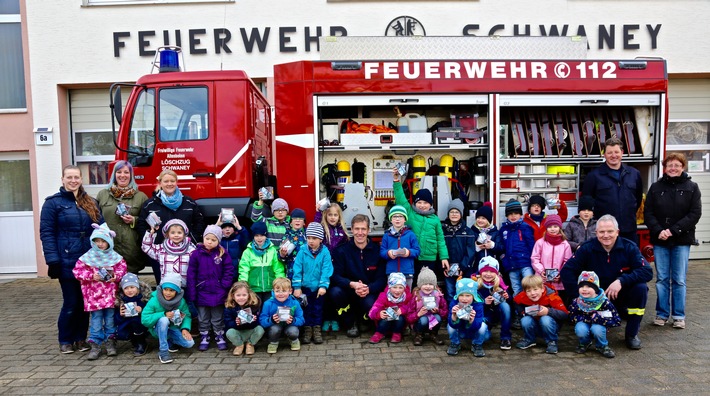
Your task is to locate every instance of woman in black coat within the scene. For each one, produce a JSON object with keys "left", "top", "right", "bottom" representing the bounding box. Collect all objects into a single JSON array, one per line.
[
  {"left": 644, "top": 153, "right": 702, "bottom": 329},
  {"left": 40, "top": 165, "right": 104, "bottom": 354}
]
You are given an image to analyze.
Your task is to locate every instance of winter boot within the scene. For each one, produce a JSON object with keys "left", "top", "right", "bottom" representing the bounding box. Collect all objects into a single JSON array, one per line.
[
  {"left": 301, "top": 326, "right": 313, "bottom": 344},
  {"left": 215, "top": 331, "right": 228, "bottom": 351},
  {"left": 312, "top": 326, "right": 324, "bottom": 344},
  {"left": 132, "top": 333, "right": 147, "bottom": 357},
  {"left": 413, "top": 332, "right": 423, "bottom": 346},
  {"left": 198, "top": 331, "right": 210, "bottom": 352},
  {"left": 105, "top": 336, "right": 117, "bottom": 357},
  {"left": 87, "top": 341, "right": 101, "bottom": 361}
]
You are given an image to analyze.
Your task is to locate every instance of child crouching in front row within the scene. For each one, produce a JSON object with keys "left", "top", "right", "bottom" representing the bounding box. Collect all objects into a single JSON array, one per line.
[
  {"left": 114, "top": 273, "right": 152, "bottom": 356},
  {"left": 141, "top": 273, "right": 195, "bottom": 364},
  {"left": 408, "top": 267, "right": 448, "bottom": 346},
  {"left": 475, "top": 257, "right": 512, "bottom": 350},
  {"left": 224, "top": 282, "right": 264, "bottom": 356},
  {"left": 259, "top": 277, "right": 305, "bottom": 354},
  {"left": 369, "top": 272, "right": 412, "bottom": 344},
  {"left": 447, "top": 278, "right": 487, "bottom": 357},
  {"left": 569, "top": 271, "right": 621, "bottom": 358},
  {"left": 513, "top": 274, "right": 568, "bottom": 354}
]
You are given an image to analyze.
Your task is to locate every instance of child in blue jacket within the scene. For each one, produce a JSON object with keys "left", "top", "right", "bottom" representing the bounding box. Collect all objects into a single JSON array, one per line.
[
  {"left": 292, "top": 223, "right": 333, "bottom": 345},
  {"left": 259, "top": 277, "right": 305, "bottom": 354},
  {"left": 218, "top": 216, "right": 249, "bottom": 282},
  {"left": 442, "top": 199, "right": 476, "bottom": 302},
  {"left": 380, "top": 205, "right": 420, "bottom": 290},
  {"left": 471, "top": 202, "right": 500, "bottom": 270},
  {"left": 114, "top": 273, "right": 152, "bottom": 356},
  {"left": 447, "top": 278, "right": 488, "bottom": 357}
]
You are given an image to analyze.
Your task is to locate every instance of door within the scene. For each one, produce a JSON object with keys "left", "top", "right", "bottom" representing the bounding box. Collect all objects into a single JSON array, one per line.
[{"left": 0, "top": 152, "right": 36, "bottom": 273}]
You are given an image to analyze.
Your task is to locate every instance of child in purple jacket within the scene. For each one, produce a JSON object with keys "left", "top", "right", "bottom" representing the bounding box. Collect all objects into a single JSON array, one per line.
[
  {"left": 314, "top": 201, "right": 349, "bottom": 332},
  {"left": 187, "top": 225, "right": 234, "bottom": 352}
]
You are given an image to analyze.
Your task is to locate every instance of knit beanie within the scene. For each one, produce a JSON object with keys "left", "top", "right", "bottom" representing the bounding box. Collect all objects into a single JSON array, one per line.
[
  {"left": 477, "top": 256, "right": 500, "bottom": 275},
  {"left": 543, "top": 214, "right": 563, "bottom": 229},
  {"left": 504, "top": 199, "right": 523, "bottom": 216},
  {"left": 271, "top": 198, "right": 289, "bottom": 212},
  {"left": 475, "top": 202, "right": 493, "bottom": 223},
  {"left": 417, "top": 267, "right": 438, "bottom": 287},
  {"left": 161, "top": 272, "right": 183, "bottom": 292},
  {"left": 528, "top": 195, "right": 547, "bottom": 211},
  {"left": 413, "top": 189, "right": 433, "bottom": 206},
  {"left": 90, "top": 223, "right": 115, "bottom": 250},
  {"left": 578, "top": 271, "right": 601, "bottom": 294},
  {"left": 120, "top": 272, "right": 140, "bottom": 290},
  {"left": 290, "top": 208, "right": 306, "bottom": 220},
  {"left": 250, "top": 221, "right": 268, "bottom": 236},
  {"left": 578, "top": 195, "right": 595, "bottom": 212},
  {"left": 455, "top": 278, "right": 477, "bottom": 300},
  {"left": 162, "top": 219, "right": 189, "bottom": 237},
  {"left": 306, "top": 222, "right": 325, "bottom": 240},
  {"left": 203, "top": 224, "right": 223, "bottom": 243},
  {"left": 388, "top": 272, "right": 407, "bottom": 288},
  {"left": 220, "top": 222, "right": 236, "bottom": 231},
  {"left": 388, "top": 205, "right": 408, "bottom": 221},
  {"left": 448, "top": 198, "right": 465, "bottom": 215}
]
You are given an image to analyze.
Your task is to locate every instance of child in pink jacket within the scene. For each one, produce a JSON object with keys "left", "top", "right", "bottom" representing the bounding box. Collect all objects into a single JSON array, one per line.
[
  {"left": 531, "top": 215, "right": 572, "bottom": 302},
  {"left": 73, "top": 223, "right": 127, "bottom": 360}
]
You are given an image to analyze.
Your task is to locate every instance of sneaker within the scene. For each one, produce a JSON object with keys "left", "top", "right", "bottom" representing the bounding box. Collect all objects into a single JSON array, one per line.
[
  {"left": 653, "top": 316, "right": 667, "bottom": 326},
  {"left": 575, "top": 342, "right": 592, "bottom": 354},
  {"left": 545, "top": 341, "right": 558, "bottom": 354},
  {"left": 86, "top": 341, "right": 101, "bottom": 361},
  {"left": 330, "top": 321, "right": 340, "bottom": 332},
  {"left": 322, "top": 321, "right": 332, "bottom": 332},
  {"left": 413, "top": 332, "right": 423, "bottom": 346},
  {"left": 673, "top": 319, "right": 686, "bottom": 329},
  {"left": 597, "top": 345, "right": 616, "bottom": 358},
  {"left": 625, "top": 335, "right": 642, "bottom": 350},
  {"left": 511, "top": 316, "right": 522, "bottom": 330},
  {"left": 346, "top": 324, "right": 360, "bottom": 338},
  {"left": 267, "top": 342, "right": 279, "bottom": 354},
  {"left": 290, "top": 339, "right": 301, "bottom": 351},
  {"left": 159, "top": 351, "right": 173, "bottom": 364},
  {"left": 233, "top": 344, "right": 244, "bottom": 356},
  {"left": 472, "top": 344, "right": 486, "bottom": 357},
  {"left": 59, "top": 344, "right": 75, "bottom": 354},
  {"left": 500, "top": 339, "right": 512, "bottom": 350},
  {"left": 301, "top": 326, "right": 313, "bottom": 345},
  {"left": 390, "top": 333, "right": 402, "bottom": 343},
  {"left": 516, "top": 339, "right": 536, "bottom": 350},
  {"left": 134, "top": 343, "right": 147, "bottom": 357},
  {"left": 369, "top": 332, "right": 385, "bottom": 344},
  {"left": 74, "top": 340, "right": 91, "bottom": 352},
  {"left": 447, "top": 343, "right": 461, "bottom": 356},
  {"left": 167, "top": 342, "right": 178, "bottom": 353}
]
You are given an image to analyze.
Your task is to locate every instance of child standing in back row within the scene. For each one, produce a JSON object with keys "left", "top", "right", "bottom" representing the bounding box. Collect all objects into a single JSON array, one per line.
[
  {"left": 564, "top": 196, "right": 597, "bottom": 252},
  {"left": 73, "top": 223, "right": 127, "bottom": 360},
  {"left": 251, "top": 195, "right": 291, "bottom": 246},
  {"left": 217, "top": 214, "right": 249, "bottom": 282},
  {"left": 381, "top": 205, "right": 420, "bottom": 290},
  {"left": 279, "top": 208, "right": 307, "bottom": 279},
  {"left": 142, "top": 219, "right": 196, "bottom": 286},
  {"left": 315, "top": 201, "right": 349, "bottom": 332},
  {"left": 442, "top": 199, "right": 476, "bottom": 302},
  {"left": 531, "top": 214, "right": 572, "bottom": 303}
]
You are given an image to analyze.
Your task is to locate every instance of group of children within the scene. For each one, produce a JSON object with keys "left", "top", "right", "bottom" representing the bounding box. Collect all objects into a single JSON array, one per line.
[{"left": 70, "top": 167, "right": 613, "bottom": 363}]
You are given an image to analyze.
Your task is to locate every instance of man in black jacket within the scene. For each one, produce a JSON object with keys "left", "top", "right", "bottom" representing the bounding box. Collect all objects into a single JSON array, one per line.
[
  {"left": 329, "top": 214, "right": 387, "bottom": 338},
  {"left": 561, "top": 215, "right": 653, "bottom": 350}
]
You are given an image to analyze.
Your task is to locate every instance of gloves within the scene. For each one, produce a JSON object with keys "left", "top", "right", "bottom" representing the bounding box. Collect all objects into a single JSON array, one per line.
[{"left": 47, "top": 264, "right": 62, "bottom": 279}]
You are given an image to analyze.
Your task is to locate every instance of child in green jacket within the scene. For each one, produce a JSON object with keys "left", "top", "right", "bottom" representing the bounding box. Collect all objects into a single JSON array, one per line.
[{"left": 239, "top": 221, "right": 286, "bottom": 304}]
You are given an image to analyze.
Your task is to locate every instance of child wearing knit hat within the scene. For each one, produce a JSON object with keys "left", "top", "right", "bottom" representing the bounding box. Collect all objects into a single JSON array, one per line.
[
  {"left": 142, "top": 218, "right": 196, "bottom": 287},
  {"left": 563, "top": 196, "right": 597, "bottom": 252},
  {"left": 475, "top": 257, "right": 513, "bottom": 350},
  {"left": 251, "top": 192, "right": 291, "bottom": 246},
  {"left": 523, "top": 195, "right": 569, "bottom": 241},
  {"left": 531, "top": 214, "right": 573, "bottom": 302},
  {"left": 380, "top": 205, "right": 421, "bottom": 290},
  {"left": 238, "top": 221, "right": 286, "bottom": 305},
  {"left": 115, "top": 272, "right": 152, "bottom": 357},
  {"left": 368, "top": 272, "right": 413, "bottom": 344},
  {"left": 186, "top": 225, "right": 234, "bottom": 352},
  {"left": 446, "top": 278, "right": 487, "bottom": 357},
  {"left": 217, "top": 212, "right": 250, "bottom": 282},
  {"left": 568, "top": 271, "right": 621, "bottom": 358},
  {"left": 292, "top": 222, "right": 333, "bottom": 345},
  {"left": 408, "top": 267, "right": 449, "bottom": 346},
  {"left": 471, "top": 201, "right": 500, "bottom": 281},
  {"left": 442, "top": 199, "right": 477, "bottom": 302},
  {"left": 278, "top": 208, "right": 308, "bottom": 279}
]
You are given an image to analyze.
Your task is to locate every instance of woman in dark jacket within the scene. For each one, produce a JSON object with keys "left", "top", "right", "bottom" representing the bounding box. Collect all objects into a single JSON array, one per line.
[
  {"left": 40, "top": 165, "right": 104, "bottom": 354},
  {"left": 644, "top": 153, "right": 702, "bottom": 329},
  {"left": 137, "top": 169, "right": 205, "bottom": 283}
]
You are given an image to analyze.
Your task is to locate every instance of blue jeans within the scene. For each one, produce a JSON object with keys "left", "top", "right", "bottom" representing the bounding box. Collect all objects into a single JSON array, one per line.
[
  {"left": 521, "top": 315, "right": 558, "bottom": 342},
  {"left": 413, "top": 314, "right": 442, "bottom": 333},
  {"left": 485, "top": 301, "right": 512, "bottom": 340},
  {"left": 654, "top": 245, "right": 690, "bottom": 320},
  {"left": 154, "top": 316, "right": 195, "bottom": 353},
  {"left": 447, "top": 322, "right": 489, "bottom": 345},
  {"left": 58, "top": 277, "right": 89, "bottom": 345},
  {"left": 444, "top": 276, "right": 457, "bottom": 303},
  {"left": 89, "top": 308, "right": 116, "bottom": 345},
  {"left": 574, "top": 322, "right": 608, "bottom": 347},
  {"left": 375, "top": 316, "right": 407, "bottom": 335},
  {"left": 508, "top": 267, "right": 534, "bottom": 296}
]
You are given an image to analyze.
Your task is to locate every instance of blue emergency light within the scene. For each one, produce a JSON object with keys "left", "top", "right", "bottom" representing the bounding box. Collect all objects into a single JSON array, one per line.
[{"left": 158, "top": 47, "right": 181, "bottom": 73}]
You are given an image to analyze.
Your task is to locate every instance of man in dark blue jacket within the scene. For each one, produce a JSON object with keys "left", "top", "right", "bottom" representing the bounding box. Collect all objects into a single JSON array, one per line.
[
  {"left": 329, "top": 214, "right": 387, "bottom": 338},
  {"left": 561, "top": 215, "right": 653, "bottom": 350},
  {"left": 582, "top": 137, "right": 643, "bottom": 243}
]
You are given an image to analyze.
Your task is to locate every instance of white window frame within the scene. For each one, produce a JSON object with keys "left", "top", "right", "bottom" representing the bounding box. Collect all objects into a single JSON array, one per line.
[
  {"left": 0, "top": 12, "right": 26, "bottom": 113},
  {"left": 666, "top": 119, "right": 710, "bottom": 174},
  {"left": 73, "top": 128, "right": 116, "bottom": 187},
  {"left": 82, "top": 0, "right": 233, "bottom": 6}
]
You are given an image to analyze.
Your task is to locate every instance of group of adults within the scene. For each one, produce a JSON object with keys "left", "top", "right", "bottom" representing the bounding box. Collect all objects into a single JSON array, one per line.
[
  {"left": 40, "top": 135, "right": 701, "bottom": 352},
  {"left": 40, "top": 162, "right": 204, "bottom": 352}
]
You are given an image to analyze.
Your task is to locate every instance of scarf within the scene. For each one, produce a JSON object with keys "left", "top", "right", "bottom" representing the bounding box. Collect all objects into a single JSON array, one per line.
[
  {"left": 309, "top": 244, "right": 324, "bottom": 256},
  {"left": 387, "top": 289, "right": 406, "bottom": 304},
  {"left": 251, "top": 239, "right": 272, "bottom": 257},
  {"left": 387, "top": 226, "right": 406, "bottom": 237},
  {"left": 544, "top": 233, "right": 564, "bottom": 246},
  {"left": 576, "top": 292, "right": 607, "bottom": 313},
  {"left": 419, "top": 290, "right": 440, "bottom": 330},
  {"left": 78, "top": 244, "right": 122, "bottom": 268},
  {"left": 475, "top": 225, "right": 494, "bottom": 234},
  {"left": 109, "top": 184, "right": 137, "bottom": 199},
  {"left": 162, "top": 237, "right": 192, "bottom": 255},
  {"left": 443, "top": 221, "right": 463, "bottom": 234},
  {"left": 530, "top": 212, "right": 545, "bottom": 224},
  {"left": 157, "top": 286, "right": 184, "bottom": 311},
  {"left": 159, "top": 188, "right": 184, "bottom": 211},
  {"left": 413, "top": 206, "right": 436, "bottom": 216}
]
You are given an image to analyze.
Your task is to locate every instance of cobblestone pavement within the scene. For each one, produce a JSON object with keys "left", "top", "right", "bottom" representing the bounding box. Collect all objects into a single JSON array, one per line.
[{"left": 1, "top": 261, "right": 709, "bottom": 395}]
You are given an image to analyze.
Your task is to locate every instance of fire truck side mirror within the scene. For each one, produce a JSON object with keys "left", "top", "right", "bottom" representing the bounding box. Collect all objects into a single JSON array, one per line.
[{"left": 112, "top": 87, "right": 123, "bottom": 125}]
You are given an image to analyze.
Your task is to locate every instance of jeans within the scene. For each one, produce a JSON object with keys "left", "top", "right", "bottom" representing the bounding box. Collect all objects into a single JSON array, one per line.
[
  {"left": 154, "top": 316, "right": 195, "bottom": 352},
  {"left": 485, "top": 301, "right": 512, "bottom": 340},
  {"left": 58, "top": 277, "right": 89, "bottom": 345},
  {"left": 413, "top": 314, "right": 442, "bottom": 333},
  {"left": 520, "top": 315, "right": 558, "bottom": 342},
  {"left": 301, "top": 287, "right": 325, "bottom": 327},
  {"left": 508, "top": 267, "right": 534, "bottom": 296},
  {"left": 375, "top": 316, "right": 407, "bottom": 335},
  {"left": 574, "top": 322, "right": 608, "bottom": 347},
  {"left": 226, "top": 326, "right": 265, "bottom": 346},
  {"left": 654, "top": 245, "right": 690, "bottom": 320},
  {"left": 447, "top": 322, "right": 489, "bottom": 345},
  {"left": 89, "top": 308, "right": 116, "bottom": 345},
  {"left": 267, "top": 323, "right": 299, "bottom": 343},
  {"left": 444, "top": 276, "right": 457, "bottom": 303}
]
